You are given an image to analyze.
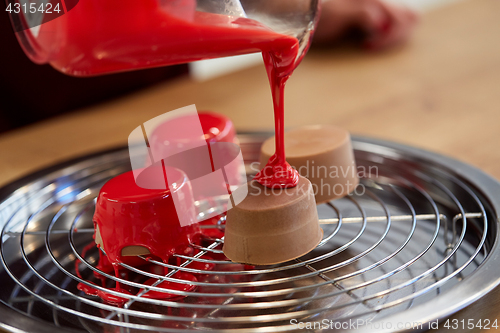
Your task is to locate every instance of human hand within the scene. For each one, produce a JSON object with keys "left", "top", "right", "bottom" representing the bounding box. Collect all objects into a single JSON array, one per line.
[{"left": 314, "top": 0, "right": 419, "bottom": 50}]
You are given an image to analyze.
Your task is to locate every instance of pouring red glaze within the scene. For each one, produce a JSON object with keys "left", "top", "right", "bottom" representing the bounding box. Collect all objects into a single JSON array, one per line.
[
  {"left": 71, "top": 2, "right": 317, "bottom": 303},
  {"left": 30, "top": 0, "right": 301, "bottom": 77},
  {"left": 254, "top": 45, "right": 308, "bottom": 189},
  {"left": 30, "top": 1, "right": 307, "bottom": 187}
]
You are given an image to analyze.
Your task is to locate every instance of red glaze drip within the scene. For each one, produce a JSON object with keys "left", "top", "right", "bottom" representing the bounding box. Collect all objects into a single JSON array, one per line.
[
  {"left": 254, "top": 42, "right": 312, "bottom": 188},
  {"left": 85, "top": 164, "right": 226, "bottom": 303},
  {"left": 76, "top": 243, "right": 107, "bottom": 295},
  {"left": 94, "top": 248, "right": 114, "bottom": 284},
  {"left": 77, "top": 282, "right": 132, "bottom": 307},
  {"left": 76, "top": 243, "right": 133, "bottom": 306},
  {"left": 88, "top": 167, "right": 202, "bottom": 302},
  {"left": 77, "top": 281, "right": 99, "bottom": 297},
  {"left": 97, "top": 288, "right": 133, "bottom": 307},
  {"left": 76, "top": 242, "right": 218, "bottom": 303}
]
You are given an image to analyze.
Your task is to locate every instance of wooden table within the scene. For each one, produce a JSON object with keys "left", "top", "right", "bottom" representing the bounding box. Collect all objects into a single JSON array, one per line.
[{"left": 0, "top": 0, "right": 499, "bottom": 331}]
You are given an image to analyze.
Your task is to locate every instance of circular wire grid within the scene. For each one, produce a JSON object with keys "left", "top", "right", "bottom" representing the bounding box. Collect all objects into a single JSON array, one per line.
[{"left": 0, "top": 134, "right": 498, "bottom": 333}]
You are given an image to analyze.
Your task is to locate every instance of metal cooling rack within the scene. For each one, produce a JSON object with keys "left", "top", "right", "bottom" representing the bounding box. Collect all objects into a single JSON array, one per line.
[{"left": 0, "top": 133, "right": 499, "bottom": 333}]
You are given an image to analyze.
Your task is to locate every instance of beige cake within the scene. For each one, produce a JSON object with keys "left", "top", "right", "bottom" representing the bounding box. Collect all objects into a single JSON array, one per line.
[
  {"left": 223, "top": 176, "right": 323, "bottom": 265},
  {"left": 260, "top": 125, "right": 359, "bottom": 204}
]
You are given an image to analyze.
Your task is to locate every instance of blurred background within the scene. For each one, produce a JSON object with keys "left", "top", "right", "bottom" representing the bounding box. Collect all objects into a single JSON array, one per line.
[
  {"left": 0, "top": 0, "right": 451, "bottom": 134},
  {"left": 1, "top": 0, "right": 498, "bottom": 188}
]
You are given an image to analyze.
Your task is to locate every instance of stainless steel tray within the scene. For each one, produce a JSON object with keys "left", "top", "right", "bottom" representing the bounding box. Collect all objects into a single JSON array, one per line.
[{"left": 0, "top": 133, "right": 499, "bottom": 333}]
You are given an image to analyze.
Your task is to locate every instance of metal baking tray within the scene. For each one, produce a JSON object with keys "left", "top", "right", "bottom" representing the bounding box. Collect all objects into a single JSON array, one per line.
[{"left": 0, "top": 133, "right": 499, "bottom": 333}]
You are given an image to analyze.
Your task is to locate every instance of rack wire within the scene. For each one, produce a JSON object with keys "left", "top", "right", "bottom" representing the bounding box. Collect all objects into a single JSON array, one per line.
[{"left": 0, "top": 134, "right": 497, "bottom": 333}]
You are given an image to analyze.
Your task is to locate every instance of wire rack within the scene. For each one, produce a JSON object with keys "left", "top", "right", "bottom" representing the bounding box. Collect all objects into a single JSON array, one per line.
[{"left": 0, "top": 133, "right": 498, "bottom": 333}]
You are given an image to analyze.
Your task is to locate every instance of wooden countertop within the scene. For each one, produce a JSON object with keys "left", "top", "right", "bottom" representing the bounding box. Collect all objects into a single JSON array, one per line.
[{"left": 0, "top": 0, "right": 499, "bottom": 331}]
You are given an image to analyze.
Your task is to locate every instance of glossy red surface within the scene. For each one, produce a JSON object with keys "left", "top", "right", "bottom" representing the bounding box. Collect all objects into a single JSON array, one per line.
[
  {"left": 253, "top": 49, "right": 304, "bottom": 189},
  {"left": 76, "top": 243, "right": 133, "bottom": 306},
  {"left": 93, "top": 168, "right": 199, "bottom": 266},
  {"left": 76, "top": 243, "right": 217, "bottom": 304},
  {"left": 198, "top": 112, "right": 236, "bottom": 143},
  {"left": 82, "top": 166, "right": 206, "bottom": 303},
  {"left": 28, "top": 1, "right": 306, "bottom": 188},
  {"left": 148, "top": 111, "right": 236, "bottom": 154},
  {"left": 77, "top": 281, "right": 133, "bottom": 307},
  {"left": 28, "top": 0, "right": 299, "bottom": 76},
  {"left": 148, "top": 111, "right": 241, "bottom": 201},
  {"left": 68, "top": 2, "right": 316, "bottom": 302}
]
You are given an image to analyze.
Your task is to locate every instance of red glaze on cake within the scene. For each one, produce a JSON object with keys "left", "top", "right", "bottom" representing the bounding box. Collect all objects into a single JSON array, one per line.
[
  {"left": 81, "top": 165, "right": 204, "bottom": 304},
  {"left": 148, "top": 111, "right": 241, "bottom": 194},
  {"left": 93, "top": 166, "right": 199, "bottom": 266},
  {"left": 76, "top": 241, "right": 135, "bottom": 306},
  {"left": 148, "top": 111, "right": 242, "bottom": 231},
  {"left": 148, "top": 111, "right": 237, "bottom": 154},
  {"left": 198, "top": 111, "right": 237, "bottom": 144}
]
